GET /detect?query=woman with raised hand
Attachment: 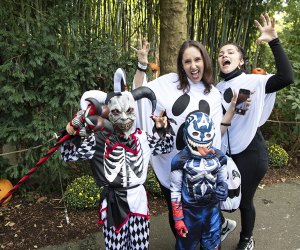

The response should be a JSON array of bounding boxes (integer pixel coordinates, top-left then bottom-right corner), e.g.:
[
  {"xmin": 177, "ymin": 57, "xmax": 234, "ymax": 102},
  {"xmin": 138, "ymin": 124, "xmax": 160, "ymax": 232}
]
[
  {"xmin": 132, "ymin": 39, "xmax": 233, "ymax": 238},
  {"xmin": 216, "ymin": 13, "xmax": 294, "ymax": 250}
]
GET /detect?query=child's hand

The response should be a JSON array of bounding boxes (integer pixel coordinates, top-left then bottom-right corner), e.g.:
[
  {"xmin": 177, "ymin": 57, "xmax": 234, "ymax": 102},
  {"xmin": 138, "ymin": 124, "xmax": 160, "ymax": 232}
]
[
  {"xmin": 215, "ymin": 183, "xmax": 228, "ymax": 201},
  {"xmin": 152, "ymin": 110, "xmax": 168, "ymax": 129},
  {"xmin": 66, "ymin": 122, "xmax": 76, "ymax": 135},
  {"xmin": 174, "ymin": 220, "xmax": 188, "ymax": 237}
]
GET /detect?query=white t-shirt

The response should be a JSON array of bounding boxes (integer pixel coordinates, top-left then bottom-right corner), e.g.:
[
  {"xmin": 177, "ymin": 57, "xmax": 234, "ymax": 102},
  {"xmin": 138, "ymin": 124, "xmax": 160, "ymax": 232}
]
[
  {"xmin": 217, "ymin": 73, "xmax": 276, "ymax": 154},
  {"xmin": 136, "ymin": 73, "xmax": 223, "ymax": 188}
]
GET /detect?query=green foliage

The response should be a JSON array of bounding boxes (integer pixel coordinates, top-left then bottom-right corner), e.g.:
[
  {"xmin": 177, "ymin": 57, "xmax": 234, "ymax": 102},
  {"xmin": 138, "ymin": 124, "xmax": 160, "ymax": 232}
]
[
  {"xmin": 0, "ymin": 157, "xmax": 10, "ymax": 179},
  {"xmin": 255, "ymin": 1, "xmax": 300, "ymax": 161},
  {"xmin": 0, "ymin": 1, "xmax": 136, "ymax": 194},
  {"xmin": 64, "ymin": 175, "xmax": 101, "ymax": 210},
  {"xmin": 268, "ymin": 144, "xmax": 289, "ymax": 168},
  {"xmin": 1, "ymin": 0, "xmax": 299, "ymax": 196},
  {"xmin": 0, "ymin": 148, "xmax": 70, "ymax": 194},
  {"xmin": 145, "ymin": 167, "xmax": 163, "ymax": 198},
  {"xmin": 261, "ymin": 1, "xmax": 300, "ymax": 160}
]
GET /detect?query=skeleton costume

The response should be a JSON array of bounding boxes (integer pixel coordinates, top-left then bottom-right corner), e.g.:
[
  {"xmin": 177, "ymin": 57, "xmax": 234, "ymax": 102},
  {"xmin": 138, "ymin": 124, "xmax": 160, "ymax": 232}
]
[
  {"xmin": 170, "ymin": 112, "xmax": 228, "ymax": 250},
  {"xmin": 61, "ymin": 71, "xmax": 174, "ymax": 250}
]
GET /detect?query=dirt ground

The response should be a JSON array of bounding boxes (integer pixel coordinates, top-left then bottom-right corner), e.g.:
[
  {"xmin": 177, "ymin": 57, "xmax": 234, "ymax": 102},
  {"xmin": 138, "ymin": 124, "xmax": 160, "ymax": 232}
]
[{"xmin": 1, "ymin": 165, "xmax": 299, "ymax": 250}]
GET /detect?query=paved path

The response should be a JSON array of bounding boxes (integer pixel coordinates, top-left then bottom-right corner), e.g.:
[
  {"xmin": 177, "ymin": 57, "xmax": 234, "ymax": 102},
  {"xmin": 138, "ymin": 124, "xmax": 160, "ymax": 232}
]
[{"xmin": 40, "ymin": 179, "xmax": 300, "ymax": 250}]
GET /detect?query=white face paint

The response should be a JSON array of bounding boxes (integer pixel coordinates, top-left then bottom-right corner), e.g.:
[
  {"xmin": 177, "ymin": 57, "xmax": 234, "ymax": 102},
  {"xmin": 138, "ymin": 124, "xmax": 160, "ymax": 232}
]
[{"xmin": 108, "ymin": 92, "xmax": 136, "ymax": 137}]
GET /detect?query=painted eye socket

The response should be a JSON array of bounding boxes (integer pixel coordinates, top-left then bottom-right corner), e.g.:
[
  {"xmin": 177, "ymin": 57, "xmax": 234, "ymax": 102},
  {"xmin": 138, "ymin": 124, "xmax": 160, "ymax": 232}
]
[
  {"xmin": 206, "ymin": 133, "xmax": 211, "ymax": 138},
  {"xmin": 111, "ymin": 109, "xmax": 120, "ymax": 115},
  {"xmin": 126, "ymin": 108, "xmax": 134, "ymax": 114},
  {"xmin": 192, "ymin": 132, "xmax": 199, "ymax": 136}
]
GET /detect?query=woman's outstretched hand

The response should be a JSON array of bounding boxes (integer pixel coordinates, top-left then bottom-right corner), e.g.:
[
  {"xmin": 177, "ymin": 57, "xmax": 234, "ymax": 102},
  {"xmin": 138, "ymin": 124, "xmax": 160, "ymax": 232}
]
[
  {"xmin": 255, "ymin": 13, "xmax": 278, "ymax": 44},
  {"xmin": 131, "ymin": 38, "xmax": 150, "ymax": 65}
]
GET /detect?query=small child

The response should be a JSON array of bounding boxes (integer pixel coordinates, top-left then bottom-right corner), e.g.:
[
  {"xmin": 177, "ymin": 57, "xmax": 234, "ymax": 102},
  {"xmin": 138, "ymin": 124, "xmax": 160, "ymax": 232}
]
[
  {"xmin": 61, "ymin": 86, "xmax": 174, "ymax": 250},
  {"xmin": 170, "ymin": 111, "xmax": 228, "ymax": 250}
]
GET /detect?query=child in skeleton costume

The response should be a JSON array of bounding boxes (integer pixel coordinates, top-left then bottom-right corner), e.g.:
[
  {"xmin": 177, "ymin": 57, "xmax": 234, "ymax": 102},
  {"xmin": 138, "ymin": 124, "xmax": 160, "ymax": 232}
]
[
  {"xmin": 61, "ymin": 84, "xmax": 174, "ymax": 250},
  {"xmin": 170, "ymin": 111, "xmax": 228, "ymax": 250}
]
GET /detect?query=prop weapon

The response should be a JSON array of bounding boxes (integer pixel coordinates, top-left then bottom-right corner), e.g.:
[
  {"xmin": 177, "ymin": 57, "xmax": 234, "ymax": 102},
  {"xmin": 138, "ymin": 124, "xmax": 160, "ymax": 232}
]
[
  {"xmin": 0, "ymin": 98, "xmax": 109, "ymax": 206},
  {"xmin": 0, "ymin": 132, "xmax": 71, "ymax": 206}
]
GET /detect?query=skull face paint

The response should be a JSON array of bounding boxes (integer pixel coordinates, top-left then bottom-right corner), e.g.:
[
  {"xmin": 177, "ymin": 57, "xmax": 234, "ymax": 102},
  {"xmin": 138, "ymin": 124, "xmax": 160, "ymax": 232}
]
[
  {"xmin": 183, "ymin": 112, "xmax": 215, "ymax": 158},
  {"xmin": 107, "ymin": 92, "xmax": 136, "ymax": 137}
]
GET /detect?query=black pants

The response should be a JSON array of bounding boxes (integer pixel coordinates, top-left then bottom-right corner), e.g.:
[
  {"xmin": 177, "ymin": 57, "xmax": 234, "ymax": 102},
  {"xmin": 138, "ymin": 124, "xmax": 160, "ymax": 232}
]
[
  {"xmin": 231, "ymin": 128, "xmax": 269, "ymax": 238},
  {"xmin": 157, "ymin": 180, "xmax": 177, "ymax": 238}
]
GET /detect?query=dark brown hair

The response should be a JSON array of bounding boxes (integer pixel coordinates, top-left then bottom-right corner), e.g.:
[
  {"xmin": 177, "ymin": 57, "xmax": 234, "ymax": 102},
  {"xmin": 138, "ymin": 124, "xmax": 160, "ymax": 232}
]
[
  {"xmin": 176, "ymin": 40, "xmax": 214, "ymax": 94},
  {"xmin": 219, "ymin": 42, "xmax": 249, "ymax": 72}
]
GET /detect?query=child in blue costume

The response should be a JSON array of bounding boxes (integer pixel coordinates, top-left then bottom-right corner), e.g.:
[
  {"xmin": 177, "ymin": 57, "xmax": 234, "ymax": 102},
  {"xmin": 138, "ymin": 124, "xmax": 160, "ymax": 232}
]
[{"xmin": 170, "ymin": 111, "xmax": 228, "ymax": 250}]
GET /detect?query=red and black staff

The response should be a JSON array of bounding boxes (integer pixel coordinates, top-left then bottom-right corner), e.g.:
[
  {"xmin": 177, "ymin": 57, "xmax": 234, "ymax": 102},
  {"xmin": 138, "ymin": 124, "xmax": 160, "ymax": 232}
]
[
  {"xmin": 0, "ymin": 133, "xmax": 71, "ymax": 206},
  {"xmin": 0, "ymin": 98, "xmax": 109, "ymax": 206}
]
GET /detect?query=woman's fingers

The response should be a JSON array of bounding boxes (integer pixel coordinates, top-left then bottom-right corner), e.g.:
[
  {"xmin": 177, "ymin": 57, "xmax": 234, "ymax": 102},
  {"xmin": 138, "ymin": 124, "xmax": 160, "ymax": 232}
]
[{"xmin": 130, "ymin": 46, "xmax": 137, "ymax": 52}]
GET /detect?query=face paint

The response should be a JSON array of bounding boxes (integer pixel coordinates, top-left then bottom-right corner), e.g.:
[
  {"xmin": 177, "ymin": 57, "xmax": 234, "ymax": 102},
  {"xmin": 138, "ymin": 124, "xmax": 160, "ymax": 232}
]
[{"xmin": 183, "ymin": 112, "xmax": 215, "ymax": 158}]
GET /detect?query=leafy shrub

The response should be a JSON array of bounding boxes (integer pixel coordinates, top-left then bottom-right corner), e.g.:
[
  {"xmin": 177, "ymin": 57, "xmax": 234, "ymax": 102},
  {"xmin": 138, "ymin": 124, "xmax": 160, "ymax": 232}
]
[
  {"xmin": 268, "ymin": 144, "xmax": 289, "ymax": 168},
  {"xmin": 145, "ymin": 167, "xmax": 163, "ymax": 198},
  {"xmin": 64, "ymin": 175, "xmax": 101, "ymax": 210}
]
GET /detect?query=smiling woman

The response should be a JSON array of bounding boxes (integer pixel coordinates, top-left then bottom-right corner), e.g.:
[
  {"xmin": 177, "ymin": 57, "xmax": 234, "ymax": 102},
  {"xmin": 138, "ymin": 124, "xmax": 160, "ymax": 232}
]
[
  {"xmin": 132, "ymin": 39, "xmax": 224, "ymax": 238},
  {"xmin": 216, "ymin": 13, "xmax": 294, "ymax": 250},
  {"xmin": 131, "ymin": 38, "xmax": 241, "ymax": 240},
  {"xmin": 181, "ymin": 46, "xmax": 205, "ymax": 83}
]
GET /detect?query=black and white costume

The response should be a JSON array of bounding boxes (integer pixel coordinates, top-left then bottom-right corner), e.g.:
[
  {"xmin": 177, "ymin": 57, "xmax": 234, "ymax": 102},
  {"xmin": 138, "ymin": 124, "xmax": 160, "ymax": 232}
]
[
  {"xmin": 61, "ymin": 85, "xmax": 174, "ymax": 250},
  {"xmin": 134, "ymin": 74, "xmax": 223, "ymax": 235},
  {"xmin": 217, "ymin": 38, "xmax": 294, "ymax": 239},
  {"xmin": 61, "ymin": 128, "xmax": 173, "ymax": 249},
  {"xmin": 136, "ymin": 74, "xmax": 223, "ymax": 187}
]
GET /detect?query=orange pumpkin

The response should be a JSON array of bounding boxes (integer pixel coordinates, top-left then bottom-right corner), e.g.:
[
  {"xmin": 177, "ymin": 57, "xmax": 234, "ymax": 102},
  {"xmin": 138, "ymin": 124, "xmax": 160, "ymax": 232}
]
[
  {"xmin": 0, "ymin": 179, "xmax": 13, "ymax": 204},
  {"xmin": 149, "ymin": 62, "xmax": 159, "ymax": 73},
  {"xmin": 252, "ymin": 67, "xmax": 265, "ymax": 75}
]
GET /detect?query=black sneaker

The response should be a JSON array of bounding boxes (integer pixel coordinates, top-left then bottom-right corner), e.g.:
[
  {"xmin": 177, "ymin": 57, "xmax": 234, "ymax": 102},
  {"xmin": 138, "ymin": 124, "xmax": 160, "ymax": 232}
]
[{"xmin": 236, "ymin": 236, "xmax": 254, "ymax": 250}]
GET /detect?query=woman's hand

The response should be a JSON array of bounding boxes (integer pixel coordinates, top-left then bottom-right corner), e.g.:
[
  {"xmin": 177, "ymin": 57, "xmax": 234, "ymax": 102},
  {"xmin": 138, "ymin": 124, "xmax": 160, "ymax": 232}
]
[
  {"xmin": 131, "ymin": 38, "xmax": 150, "ymax": 65},
  {"xmin": 228, "ymin": 90, "xmax": 252, "ymax": 113},
  {"xmin": 227, "ymin": 90, "xmax": 238, "ymax": 113},
  {"xmin": 255, "ymin": 13, "xmax": 278, "ymax": 44}
]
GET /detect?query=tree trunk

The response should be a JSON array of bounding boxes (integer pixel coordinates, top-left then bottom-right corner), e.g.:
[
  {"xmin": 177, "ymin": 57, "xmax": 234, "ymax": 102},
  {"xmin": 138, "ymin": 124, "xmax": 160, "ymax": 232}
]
[{"xmin": 159, "ymin": 0, "xmax": 187, "ymax": 74}]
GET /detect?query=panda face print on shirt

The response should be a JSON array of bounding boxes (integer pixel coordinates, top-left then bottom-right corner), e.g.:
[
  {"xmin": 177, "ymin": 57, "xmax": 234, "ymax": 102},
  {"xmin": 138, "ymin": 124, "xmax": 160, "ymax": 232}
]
[
  {"xmin": 223, "ymin": 88, "xmax": 234, "ymax": 103},
  {"xmin": 172, "ymin": 93, "xmax": 211, "ymax": 150}
]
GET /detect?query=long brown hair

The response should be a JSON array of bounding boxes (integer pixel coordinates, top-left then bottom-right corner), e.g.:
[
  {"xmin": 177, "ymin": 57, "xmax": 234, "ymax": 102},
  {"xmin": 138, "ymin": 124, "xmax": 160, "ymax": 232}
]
[{"xmin": 176, "ymin": 40, "xmax": 214, "ymax": 94}]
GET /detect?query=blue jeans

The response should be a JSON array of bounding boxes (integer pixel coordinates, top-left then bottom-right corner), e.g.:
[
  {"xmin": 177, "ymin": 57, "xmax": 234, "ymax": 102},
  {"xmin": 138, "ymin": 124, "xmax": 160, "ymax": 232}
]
[{"xmin": 176, "ymin": 202, "xmax": 221, "ymax": 250}]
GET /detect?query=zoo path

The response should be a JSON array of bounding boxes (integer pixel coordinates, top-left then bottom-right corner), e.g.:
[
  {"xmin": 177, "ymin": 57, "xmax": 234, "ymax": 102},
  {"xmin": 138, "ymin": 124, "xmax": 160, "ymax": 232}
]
[{"xmin": 39, "ymin": 179, "xmax": 300, "ymax": 250}]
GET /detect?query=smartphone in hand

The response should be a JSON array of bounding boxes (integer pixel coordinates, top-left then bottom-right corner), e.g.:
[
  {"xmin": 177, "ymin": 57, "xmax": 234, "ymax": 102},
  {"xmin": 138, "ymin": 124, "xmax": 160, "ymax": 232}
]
[{"xmin": 235, "ymin": 89, "xmax": 250, "ymax": 115}]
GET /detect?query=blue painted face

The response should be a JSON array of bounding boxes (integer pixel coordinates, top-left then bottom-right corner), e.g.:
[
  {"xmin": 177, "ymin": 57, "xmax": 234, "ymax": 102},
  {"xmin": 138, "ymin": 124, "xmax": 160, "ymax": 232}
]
[{"xmin": 183, "ymin": 112, "xmax": 215, "ymax": 158}]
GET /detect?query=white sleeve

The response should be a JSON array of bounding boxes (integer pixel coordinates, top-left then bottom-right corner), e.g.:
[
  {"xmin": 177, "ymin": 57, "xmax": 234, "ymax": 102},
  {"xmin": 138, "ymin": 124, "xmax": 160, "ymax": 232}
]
[
  {"xmin": 80, "ymin": 90, "xmax": 107, "ymax": 110},
  {"xmin": 259, "ymin": 92, "xmax": 276, "ymax": 126}
]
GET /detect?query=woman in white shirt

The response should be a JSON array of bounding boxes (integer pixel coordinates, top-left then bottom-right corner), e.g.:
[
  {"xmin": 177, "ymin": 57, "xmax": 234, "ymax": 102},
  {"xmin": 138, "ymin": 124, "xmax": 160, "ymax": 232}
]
[{"xmin": 216, "ymin": 14, "xmax": 294, "ymax": 250}]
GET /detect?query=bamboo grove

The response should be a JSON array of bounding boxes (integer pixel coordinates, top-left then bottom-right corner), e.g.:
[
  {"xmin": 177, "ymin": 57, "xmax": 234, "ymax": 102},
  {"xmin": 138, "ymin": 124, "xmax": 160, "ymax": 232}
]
[{"xmin": 1, "ymin": 0, "xmax": 299, "ymax": 193}]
